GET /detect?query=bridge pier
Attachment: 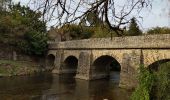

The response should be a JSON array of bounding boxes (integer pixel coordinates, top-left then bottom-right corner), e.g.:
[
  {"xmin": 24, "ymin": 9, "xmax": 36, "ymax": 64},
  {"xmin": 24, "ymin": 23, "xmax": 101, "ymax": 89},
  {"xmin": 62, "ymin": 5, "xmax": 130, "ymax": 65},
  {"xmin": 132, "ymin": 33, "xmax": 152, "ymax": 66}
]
[
  {"xmin": 52, "ymin": 50, "xmax": 64, "ymax": 74},
  {"xmin": 119, "ymin": 50, "xmax": 141, "ymax": 89},
  {"xmin": 75, "ymin": 52, "xmax": 91, "ymax": 80}
]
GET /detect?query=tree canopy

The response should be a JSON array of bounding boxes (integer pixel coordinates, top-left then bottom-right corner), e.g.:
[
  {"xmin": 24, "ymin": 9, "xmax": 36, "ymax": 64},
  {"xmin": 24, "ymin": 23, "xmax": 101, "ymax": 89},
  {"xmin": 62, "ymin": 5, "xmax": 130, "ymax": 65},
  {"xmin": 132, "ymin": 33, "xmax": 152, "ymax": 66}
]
[
  {"xmin": 126, "ymin": 17, "xmax": 142, "ymax": 36},
  {"xmin": 0, "ymin": 3, "xmax": 47, "ymax": 56}
]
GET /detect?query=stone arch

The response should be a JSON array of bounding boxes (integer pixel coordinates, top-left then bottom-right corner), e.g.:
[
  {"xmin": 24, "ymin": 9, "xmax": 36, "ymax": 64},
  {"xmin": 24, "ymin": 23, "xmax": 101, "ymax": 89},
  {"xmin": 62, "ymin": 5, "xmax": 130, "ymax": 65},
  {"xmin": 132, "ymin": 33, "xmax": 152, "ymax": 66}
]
[
  {"xmin": 63, "ymin": 50, "xmax": 80, "ymax": 61},
  {"xmin": 62, "ymin": 55, "xmax": 78, "ymax": 74},
  {"xmin": 91, "ymin": 55, "xmax": 121, "ymax": 80},
  {"xmin": 143, "ymin": 50, "xmax": 170, "ymax": 67},
  {"xmin": 46, "ymin": 54, "xmax": 55, "ymax": 70},
  {"xmin": 92, "ymin": 51, "xmax": 123, "ymax": 68},
  {"xmin": 148, "ymin": 59, "xmax": 170, "ymax": 71}
]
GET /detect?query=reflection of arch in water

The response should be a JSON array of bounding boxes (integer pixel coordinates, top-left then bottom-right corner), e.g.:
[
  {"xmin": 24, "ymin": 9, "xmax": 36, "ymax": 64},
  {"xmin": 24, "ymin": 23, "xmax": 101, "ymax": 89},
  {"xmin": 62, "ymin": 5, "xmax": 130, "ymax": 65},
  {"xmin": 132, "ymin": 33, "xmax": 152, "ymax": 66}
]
[
  {"xmin": 148, "ymin": 59, "xmax": 170, "ymax": 71},
  {"xmin": 46, "ymin": 54, "xmax": 55, "ymax": 70},
  {"xmin": 62, "ymin": 56, "xmax": 78, "ymax": 74},
  {"xmin": 91, "ymin": 55, "xmax": 121, "ymax": 80}
]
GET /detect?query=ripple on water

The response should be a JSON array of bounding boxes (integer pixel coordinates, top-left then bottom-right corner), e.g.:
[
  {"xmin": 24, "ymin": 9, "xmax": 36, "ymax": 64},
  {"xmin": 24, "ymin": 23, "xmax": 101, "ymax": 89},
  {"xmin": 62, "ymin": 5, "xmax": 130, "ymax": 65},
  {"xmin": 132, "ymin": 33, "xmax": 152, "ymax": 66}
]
[{"xmin": 0, "ymin": 72, "xmax": 132, "ymax": 100}]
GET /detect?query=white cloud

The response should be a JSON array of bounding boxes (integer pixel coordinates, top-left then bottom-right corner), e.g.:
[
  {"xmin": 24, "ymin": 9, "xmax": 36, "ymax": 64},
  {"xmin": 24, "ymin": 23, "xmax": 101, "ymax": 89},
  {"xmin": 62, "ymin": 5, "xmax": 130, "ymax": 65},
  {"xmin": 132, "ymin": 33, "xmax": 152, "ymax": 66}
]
[{"xmin": 12, "ymin": 0, "xmax": 20, "ymax": 3}]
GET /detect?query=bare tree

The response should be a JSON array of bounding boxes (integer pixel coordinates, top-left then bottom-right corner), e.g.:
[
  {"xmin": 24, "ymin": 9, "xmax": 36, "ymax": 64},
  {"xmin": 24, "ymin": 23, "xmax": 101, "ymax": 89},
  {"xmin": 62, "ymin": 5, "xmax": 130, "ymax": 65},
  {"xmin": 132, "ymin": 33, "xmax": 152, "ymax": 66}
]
[{"xmin": 29, "ymin": 0, "xmax": 153, "ymax": 36}]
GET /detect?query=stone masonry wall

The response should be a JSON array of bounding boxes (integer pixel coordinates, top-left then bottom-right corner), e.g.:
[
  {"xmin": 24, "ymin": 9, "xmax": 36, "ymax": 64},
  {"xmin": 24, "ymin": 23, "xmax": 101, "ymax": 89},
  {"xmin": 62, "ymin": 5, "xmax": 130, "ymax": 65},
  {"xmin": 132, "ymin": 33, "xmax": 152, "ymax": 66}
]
[
  {"xmin": 0, "ymin": 44, "xmax": 45, "ymax": 67},
  {"xmin": 48, "ymin": 34, "xmax": 170, "ymax": 49}
]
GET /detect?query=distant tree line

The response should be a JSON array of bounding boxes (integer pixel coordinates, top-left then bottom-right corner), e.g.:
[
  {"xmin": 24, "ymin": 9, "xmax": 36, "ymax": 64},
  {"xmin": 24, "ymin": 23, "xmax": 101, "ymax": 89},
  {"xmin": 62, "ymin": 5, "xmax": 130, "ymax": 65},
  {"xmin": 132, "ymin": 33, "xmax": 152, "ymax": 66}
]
[
  {"xmin": 48, "ymin": 17, "xmax": 143, "ymax": 41},
  {"xmin": 147, "ymin": 27, "xmax": 170, "ymax": 35},
  {"xmin": 48, "ymin": 17, "xmax": 170, "ymax": 41}
]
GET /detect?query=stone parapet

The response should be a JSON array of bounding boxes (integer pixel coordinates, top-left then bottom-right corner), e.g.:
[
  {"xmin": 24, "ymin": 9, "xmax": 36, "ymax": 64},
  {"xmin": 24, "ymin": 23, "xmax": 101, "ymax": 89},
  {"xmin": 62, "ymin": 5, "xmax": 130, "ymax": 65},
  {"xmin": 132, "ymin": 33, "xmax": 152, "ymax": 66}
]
[{"xmin": 48, "ymin": 34, "xmax": 170, "ymax": 49}]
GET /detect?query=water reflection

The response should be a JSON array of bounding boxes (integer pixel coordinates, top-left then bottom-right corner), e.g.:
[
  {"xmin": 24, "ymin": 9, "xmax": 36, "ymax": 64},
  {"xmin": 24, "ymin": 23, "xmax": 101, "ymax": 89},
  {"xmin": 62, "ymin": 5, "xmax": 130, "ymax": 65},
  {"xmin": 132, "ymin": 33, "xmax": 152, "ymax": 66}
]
[{"xmin": 0, "ymin": 72, "xmax": 132, "ymax": 100}]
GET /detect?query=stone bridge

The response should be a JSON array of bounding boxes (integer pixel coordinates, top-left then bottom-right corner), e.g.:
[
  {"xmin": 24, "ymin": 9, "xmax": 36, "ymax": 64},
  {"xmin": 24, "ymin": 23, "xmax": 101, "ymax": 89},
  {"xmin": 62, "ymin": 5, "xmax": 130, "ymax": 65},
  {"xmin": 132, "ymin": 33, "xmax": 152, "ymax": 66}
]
[{"xmin": 47, "ymin": 34, "xmax": 170, "ymax": 89}]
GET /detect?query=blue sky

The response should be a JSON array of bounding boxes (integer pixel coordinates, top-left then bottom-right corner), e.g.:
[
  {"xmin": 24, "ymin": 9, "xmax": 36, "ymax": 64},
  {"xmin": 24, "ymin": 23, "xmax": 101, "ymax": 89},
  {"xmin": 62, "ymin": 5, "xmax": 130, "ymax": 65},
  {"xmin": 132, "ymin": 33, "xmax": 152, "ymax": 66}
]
[{"xmin": 12, "ymin": 0, "xmax": 170, "ymax": 30}]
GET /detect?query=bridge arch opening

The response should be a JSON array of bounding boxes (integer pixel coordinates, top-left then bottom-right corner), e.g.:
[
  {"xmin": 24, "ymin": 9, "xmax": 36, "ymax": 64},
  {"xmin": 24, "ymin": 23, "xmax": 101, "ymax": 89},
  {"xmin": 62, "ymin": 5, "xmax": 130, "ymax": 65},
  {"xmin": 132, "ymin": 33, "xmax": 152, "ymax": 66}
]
[
  {"xmin": 92, "ymin": 55, "xmax": 121, "ymax": 83},
  {"xmin": 46, "ymin": 54, "xmax": 55, "ymax": 70},
  {"xmin": 63, "ymin": 56, "xmax": 78, "ymax": 75},
  {"xmin": 148, "ymin": 59, "xmax": 170, "ymax": 72}
]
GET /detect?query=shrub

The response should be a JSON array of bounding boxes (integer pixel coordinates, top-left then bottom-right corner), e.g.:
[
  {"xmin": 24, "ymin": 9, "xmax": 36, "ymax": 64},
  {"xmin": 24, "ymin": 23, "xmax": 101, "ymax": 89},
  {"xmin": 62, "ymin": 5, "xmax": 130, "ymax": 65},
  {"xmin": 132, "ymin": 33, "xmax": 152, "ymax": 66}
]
[
  {"xmin": 131, "ymin": 65, "xmax": 155, "ymax": 100},
  {"xmin": 153, "ymin": 62, "xmax": 170, "ymax": 100},
  {"xmin": 131, "ymin": 62, "xmax": 170, "ymax": 100}
]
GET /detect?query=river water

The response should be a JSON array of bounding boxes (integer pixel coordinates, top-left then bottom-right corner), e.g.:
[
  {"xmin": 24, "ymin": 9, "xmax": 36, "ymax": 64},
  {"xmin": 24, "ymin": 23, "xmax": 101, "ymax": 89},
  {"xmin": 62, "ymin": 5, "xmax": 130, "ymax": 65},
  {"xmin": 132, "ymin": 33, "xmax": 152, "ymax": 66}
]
[{"xmin": 0, "ymin": 72, "xmax": 132, "ymax": 100}]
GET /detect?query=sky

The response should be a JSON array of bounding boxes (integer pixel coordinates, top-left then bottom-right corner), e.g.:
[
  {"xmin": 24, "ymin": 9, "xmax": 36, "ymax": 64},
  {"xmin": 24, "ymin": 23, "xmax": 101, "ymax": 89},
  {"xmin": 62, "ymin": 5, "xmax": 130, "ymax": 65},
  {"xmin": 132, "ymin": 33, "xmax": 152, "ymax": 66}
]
[
  {"xmin": 12, "ymin": 0, "xmax": 170, "ymax": 31},
  {"xmin": 139, "ymin": 0, "xmax": 170, "ymax": 30}
]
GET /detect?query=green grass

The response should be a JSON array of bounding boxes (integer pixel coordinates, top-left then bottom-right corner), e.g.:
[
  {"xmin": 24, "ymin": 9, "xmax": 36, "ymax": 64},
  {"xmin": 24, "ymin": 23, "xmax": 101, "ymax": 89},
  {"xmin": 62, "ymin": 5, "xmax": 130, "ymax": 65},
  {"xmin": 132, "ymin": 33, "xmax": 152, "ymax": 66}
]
[{"xmin": 0, "ymin": 60, "xmax": 43, "ymax": 76}]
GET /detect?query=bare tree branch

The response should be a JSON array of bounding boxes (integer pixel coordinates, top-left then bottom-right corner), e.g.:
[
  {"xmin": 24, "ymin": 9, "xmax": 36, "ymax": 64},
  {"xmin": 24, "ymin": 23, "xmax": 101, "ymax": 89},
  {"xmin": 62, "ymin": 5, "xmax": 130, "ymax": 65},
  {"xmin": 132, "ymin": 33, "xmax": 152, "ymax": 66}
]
[{"xmin": 29, "ymin": 0, "xmax": 152, "ymax": 36}]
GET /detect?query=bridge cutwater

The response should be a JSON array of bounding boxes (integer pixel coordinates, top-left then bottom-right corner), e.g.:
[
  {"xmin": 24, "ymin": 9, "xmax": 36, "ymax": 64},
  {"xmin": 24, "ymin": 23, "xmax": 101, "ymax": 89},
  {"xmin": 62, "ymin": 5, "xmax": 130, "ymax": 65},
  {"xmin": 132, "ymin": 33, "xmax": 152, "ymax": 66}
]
[{"xmin": 47, "ymin": 34, "xmax": 170, "ymax": 89}]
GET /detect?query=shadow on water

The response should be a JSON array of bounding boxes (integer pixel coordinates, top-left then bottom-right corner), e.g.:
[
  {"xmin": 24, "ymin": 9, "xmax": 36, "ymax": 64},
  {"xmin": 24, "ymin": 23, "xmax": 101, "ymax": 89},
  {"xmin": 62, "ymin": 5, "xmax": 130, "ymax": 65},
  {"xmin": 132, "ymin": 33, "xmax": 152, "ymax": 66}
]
[{"xmin": 0, "ymin": 72, "xmax": 132, "ymax": 100}]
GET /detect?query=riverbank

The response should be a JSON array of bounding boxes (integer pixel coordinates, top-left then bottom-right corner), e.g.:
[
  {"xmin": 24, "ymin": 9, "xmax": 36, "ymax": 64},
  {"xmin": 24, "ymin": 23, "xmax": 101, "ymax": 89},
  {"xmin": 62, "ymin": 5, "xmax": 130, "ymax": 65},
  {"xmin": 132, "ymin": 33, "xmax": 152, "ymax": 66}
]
[{"xmin": 0, "ymin": 60, "xmax": 46, "ymax": 77}]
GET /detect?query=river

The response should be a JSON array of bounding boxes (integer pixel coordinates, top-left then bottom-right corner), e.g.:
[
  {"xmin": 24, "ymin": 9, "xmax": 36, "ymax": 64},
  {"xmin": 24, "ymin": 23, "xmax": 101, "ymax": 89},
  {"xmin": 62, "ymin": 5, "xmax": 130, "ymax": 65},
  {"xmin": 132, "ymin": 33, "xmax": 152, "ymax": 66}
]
[{"xmin": 0, "ymin": 72, "xmax": 132, "ymax": 100}]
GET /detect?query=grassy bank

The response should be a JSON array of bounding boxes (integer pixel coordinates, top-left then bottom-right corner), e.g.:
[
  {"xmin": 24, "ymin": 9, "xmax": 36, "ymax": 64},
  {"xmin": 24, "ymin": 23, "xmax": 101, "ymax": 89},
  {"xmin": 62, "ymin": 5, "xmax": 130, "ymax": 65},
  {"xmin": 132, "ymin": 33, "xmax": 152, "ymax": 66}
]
[{"xmin": 0, "ymin": 60, "xmax": 45, "ymax": 77}]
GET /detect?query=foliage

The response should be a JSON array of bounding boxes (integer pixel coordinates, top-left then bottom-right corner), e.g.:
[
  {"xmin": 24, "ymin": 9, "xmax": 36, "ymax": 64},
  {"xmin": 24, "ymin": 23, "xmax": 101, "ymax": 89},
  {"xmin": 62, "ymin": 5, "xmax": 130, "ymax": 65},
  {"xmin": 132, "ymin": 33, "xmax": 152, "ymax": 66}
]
[
  {"xmin": 55, "ymin": 24, "xmax": 94, "ymax": 40},
  {"xmin": 79, "ymin": 11, "xmax": 118, "ymax": 38},
  {"xmin": 51, "ymin": 13, "xmax": 132, "ymax": 40},
  {"xmin": 17, "ymin": 31, "xmax": 47, "ymax": 55},
  {"xmin": 153, "ymin": 62, "xmax": 170, "ymax": 100},
  {"xmin": 126, "ymin": 17, "xmax": 143, "ymax": 36},
  {"xmin": 147, "ymin": 27, "xmax": 170, "ymax": 35},
  {"xmin": 0, "ymin": 3, "xmax": 47, "ymax": 55},
  {"xmin": 91, "ymin": 25, "xmax": 118, "ymax": 38},
  {"xmin": 61, "ymin": 24, "xmax": 82, "ymax": 40},
  {"xmin": 131, "ymin": 62, "xmax": 170, "ymax": 100},
  {"xmin": 54, "ymin": 23, "xmax": 118, "ymax": 40},
  {"xmin": 91, "ymin": 26, "xmax": 109, "ymax": 38},
  {"xmin": 81, "ymin": 26, "xmax": 94, "ymax": 39},
  {"xmin": 131, "ymin": 65, "xmax": 155, "ymax": 100}
]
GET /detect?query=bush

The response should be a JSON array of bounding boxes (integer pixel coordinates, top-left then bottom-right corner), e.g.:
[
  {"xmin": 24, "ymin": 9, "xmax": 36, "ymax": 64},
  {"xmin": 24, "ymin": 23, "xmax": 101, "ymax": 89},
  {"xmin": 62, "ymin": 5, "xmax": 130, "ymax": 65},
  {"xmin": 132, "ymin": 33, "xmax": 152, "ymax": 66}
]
[
  {"xmin": 54, "ymin": 23, "xmax": 118, "ymax": 40},
  {"xmin": 153, "ymin": 62, "xmax": 170, "ymax": 100},
  {"xmin": 55, "ymin": 24, "xmax": 95, "ymax": 40},
  {"xmin": 131, "ymin": 65, "xmax": 155, "ymax": 100},
  {"xmin": 131, "ymin": 63, "xmax": 170, "ymax": 100}
]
